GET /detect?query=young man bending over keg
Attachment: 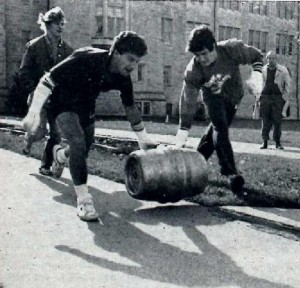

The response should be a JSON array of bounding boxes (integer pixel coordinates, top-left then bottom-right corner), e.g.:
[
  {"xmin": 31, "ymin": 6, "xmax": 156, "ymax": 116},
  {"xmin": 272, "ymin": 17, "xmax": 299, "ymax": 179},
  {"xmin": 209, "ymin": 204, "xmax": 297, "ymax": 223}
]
[
  {"xmin": 174, "ymin": 25, "xmax": 264, "ymax": 193},
  {"xmin": 23, "ymin": 31, "xmax": 156, "ymax": 221}
]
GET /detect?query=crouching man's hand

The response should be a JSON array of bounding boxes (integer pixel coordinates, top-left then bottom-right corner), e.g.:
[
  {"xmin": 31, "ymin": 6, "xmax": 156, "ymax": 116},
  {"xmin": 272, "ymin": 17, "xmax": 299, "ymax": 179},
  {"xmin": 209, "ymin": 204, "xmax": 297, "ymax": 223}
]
[
  {"xmin": 135, "ymin": 128, "xmax": 158, "ymax": 150},
  {"xmin": 174, "ymin": 129, "xmax": 189, "ymax": 148},
  {"xmin": 22, "ymin": 110, "xmax": 41, "ymax": 135}
]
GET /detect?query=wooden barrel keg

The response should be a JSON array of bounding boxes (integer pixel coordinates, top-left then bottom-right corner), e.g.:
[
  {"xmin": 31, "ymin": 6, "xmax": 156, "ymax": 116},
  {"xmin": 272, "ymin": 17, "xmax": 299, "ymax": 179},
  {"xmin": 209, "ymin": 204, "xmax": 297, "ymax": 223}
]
[{"xmin": 124, "ymin": 147, "xmax": 208, "ymax": 203}]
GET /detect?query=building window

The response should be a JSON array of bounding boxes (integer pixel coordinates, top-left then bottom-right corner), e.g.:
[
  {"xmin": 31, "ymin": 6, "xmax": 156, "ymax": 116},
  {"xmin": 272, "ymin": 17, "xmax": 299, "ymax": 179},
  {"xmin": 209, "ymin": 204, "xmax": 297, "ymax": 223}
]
[
  {"xmin": 219, "ymin": 0, "xmax": 240, "ymax": 11},
  {"xmin": 161, "ymin": 18, "xmax": 173, "ymax": 44},
  {"xmin": 163, "ymin": 65, "xmax": 172, "ymax": 86},
  {"xmin": 186, "ymin": 21, "xmax": 209, "ymax": 41},
  {"xmin": 249, "ymin": 1, "xmax": 268, "ymax": 16},
  {"xmin": 137, "ymin": 63, "xmax": 146, "ymax": 82},
  {"xmin": 248, "ymin": 30, "xmax": 268, "ymax": 53},
  {"xmin": 95, "ymin": 15, "xmax": 104, "ymax": 37},
  {"xmin": 188, "ymin": 0, "xmax": 204, "ymax": 4},
  {"xmin": 136, "ymin": 101, "xmax": 151, "ymax": 116},
  {"xmin": 288, "ymin": 35, "xmax": 294, "ymax": 56},
  {"xmin": 276, "ymin": 33, "xmax": 294, "ymax": 56},
  {"xmin": 276, "ymin": 1, "xmax": 294, "ymax": 20},
  {"xmin": 95, "ymin": 0, "xmax": 125, "ymax": 39},
  {"xmin": 219, "ymin": 26, "xmax": 241, "ymax": 41}
]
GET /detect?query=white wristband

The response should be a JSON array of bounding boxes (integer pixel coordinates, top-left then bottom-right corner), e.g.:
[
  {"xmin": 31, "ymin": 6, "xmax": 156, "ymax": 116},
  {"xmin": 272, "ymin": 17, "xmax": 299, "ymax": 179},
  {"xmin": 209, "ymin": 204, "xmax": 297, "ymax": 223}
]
[
  {"xmin": 135, "ymin": 128, "xmax": 150, "ymax": 143},
  {"xmin": 175, "ymin": 129, "xmax": 189, "ymax": 148}
]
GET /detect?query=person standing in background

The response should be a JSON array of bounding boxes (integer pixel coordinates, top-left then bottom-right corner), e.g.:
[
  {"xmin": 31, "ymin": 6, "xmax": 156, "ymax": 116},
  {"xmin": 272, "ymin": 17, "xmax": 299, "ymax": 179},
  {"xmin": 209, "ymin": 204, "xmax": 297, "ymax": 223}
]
[
  {"xmin": 19, "ymin": 6, "xmax": 73, "ymax": 175},
  {"xmin": 259, "ymin": 51, "xmax": 291, "ymax": 150}
]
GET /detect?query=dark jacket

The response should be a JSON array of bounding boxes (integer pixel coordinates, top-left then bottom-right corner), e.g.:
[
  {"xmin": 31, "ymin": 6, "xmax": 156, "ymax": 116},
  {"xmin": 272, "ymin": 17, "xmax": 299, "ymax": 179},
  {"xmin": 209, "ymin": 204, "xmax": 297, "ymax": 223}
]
[
  {"xmin": 19, "ymin": 34, "xmax": 73, "ymax": 94},
  {"xmin": 45, "ymin": 47, "xmax": 135, "ymax": 124}
]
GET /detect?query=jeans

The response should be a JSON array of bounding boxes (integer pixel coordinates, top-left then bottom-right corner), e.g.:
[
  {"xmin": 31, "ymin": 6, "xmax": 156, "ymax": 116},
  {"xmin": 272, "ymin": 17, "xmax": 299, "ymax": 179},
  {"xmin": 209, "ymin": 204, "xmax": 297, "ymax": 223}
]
[
  {"xmin": 56, "ymin": 112, "xmax": 95, "ymax": 186},
  {"xmin": 197, "ymin": 93, "xmax": 238, "ymax": 176}
]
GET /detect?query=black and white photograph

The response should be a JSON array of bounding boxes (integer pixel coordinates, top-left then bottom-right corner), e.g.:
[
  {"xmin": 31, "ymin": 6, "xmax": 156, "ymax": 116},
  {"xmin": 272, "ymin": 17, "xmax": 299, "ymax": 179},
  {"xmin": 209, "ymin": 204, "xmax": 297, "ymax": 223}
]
[{"xmin": 0, "ymin": 0, "xmax": 300, "ymax": 287}]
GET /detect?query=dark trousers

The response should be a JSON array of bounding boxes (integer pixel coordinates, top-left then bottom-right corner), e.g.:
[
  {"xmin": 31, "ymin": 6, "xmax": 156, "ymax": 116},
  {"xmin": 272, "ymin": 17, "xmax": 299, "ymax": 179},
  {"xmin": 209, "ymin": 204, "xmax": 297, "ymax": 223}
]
[
  {"xmin": 197, "ymin": 94, "xmax": 237, "ymax": 176},
  {"xmin": 40, "ymin": 109, "xmax": 61, "ymax": 170},
  {"xmin": 56, "ymin": 112, "xmax": 95, "ymax": 186},
  {"xmin": 260, "ymin": 95, "xmax": 284, "ymax": 143}
]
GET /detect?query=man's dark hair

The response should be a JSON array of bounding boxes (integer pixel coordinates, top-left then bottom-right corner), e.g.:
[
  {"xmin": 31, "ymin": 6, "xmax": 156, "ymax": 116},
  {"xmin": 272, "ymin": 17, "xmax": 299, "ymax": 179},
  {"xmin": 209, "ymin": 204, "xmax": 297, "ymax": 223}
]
[
  {"xmin": 186, "ymin": 25, "xmax": 216, "ymax": 53},
  {"xmin": 110, "ymin": 31, "xmax": 147, "ymax": 57}
]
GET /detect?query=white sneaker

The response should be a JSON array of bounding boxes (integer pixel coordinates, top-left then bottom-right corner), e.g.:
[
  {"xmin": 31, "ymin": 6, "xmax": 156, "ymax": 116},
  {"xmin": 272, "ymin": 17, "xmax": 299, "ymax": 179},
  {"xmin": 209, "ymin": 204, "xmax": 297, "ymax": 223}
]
[
  {"xmin": 77, "ymin": 195, "xmax": 99, "ymax": 221},
  {"xmin": 52, "ymin": 145, "xmax": 65, "ymax": 178}
]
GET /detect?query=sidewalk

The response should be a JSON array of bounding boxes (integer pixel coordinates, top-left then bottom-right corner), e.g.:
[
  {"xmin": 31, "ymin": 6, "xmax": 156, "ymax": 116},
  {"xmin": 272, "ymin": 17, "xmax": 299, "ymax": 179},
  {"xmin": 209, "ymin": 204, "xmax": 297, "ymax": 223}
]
[{"xmin": 1, "ymin": 149, "xmax": 299, "ymax": 288}]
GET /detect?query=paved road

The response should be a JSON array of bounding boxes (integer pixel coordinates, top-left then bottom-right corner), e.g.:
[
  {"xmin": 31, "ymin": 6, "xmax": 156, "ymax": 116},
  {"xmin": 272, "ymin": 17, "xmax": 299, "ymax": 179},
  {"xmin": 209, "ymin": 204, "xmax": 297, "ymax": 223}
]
[{"xmin": 1, "ymin": 149, "xmax": 300, "ymax": 288}]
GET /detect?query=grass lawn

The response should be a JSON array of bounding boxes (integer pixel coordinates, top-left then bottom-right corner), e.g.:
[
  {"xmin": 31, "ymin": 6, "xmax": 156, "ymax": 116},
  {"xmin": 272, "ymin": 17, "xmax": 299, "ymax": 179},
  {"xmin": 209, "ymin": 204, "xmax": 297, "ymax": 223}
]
[{"xmin": 0, "ymin": 120, "xmax": 299, "ymax": 208}]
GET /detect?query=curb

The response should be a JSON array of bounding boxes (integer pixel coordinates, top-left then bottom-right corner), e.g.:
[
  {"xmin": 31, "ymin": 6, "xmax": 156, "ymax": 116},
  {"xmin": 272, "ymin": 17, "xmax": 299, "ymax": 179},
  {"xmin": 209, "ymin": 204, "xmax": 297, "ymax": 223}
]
[{"xmin": 218, "ymin": 206, "xmax": 300, "ymax": 234}]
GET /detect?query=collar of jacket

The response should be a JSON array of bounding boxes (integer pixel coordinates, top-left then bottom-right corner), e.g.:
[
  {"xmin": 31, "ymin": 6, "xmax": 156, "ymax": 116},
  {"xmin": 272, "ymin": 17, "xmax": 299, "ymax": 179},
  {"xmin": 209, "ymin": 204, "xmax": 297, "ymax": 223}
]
[
  {"xmin": 44, "ymin": 34, "xmax": 63, "ymax": 46},
  {"xmin": 266, "ymin": 63, "xmax": 285, "ymax": 72}
]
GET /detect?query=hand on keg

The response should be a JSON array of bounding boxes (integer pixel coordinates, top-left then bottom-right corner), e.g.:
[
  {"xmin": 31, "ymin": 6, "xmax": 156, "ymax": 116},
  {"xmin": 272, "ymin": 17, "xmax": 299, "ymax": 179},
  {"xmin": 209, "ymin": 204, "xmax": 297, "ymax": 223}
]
[
  {"xmin": 175, "ymin": 129, "xmax": 189, "ymax": 148},
  {"xmin": 22, "ymin": 110, "xmax": 41, "ymax": 135},
  {"xmin": 135, "ymin": 128, "xmax": 158, "ymax": 150}
]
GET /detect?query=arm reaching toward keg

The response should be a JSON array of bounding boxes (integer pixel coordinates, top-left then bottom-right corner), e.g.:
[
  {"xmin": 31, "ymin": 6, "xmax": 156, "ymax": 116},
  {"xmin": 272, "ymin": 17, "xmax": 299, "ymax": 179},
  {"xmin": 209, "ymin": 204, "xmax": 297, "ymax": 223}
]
[
  {"xmin": 124, "ymin": 105, "xmax": 158, "ymax": 150},
  {"xmin": 174, "ymin": 77, "xmax": 199, "ymax": 148}
]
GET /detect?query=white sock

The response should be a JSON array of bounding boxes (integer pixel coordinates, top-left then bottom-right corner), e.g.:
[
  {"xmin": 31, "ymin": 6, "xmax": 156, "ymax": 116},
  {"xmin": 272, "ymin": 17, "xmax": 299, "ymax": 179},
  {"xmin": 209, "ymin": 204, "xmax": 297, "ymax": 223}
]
[
  {"xmin": 74, "ymin": 184, "xmax": 90, "ymax": 199},
  {"xmin": 57, "ymin": 148, "xmax": 68, "ymax": 164}
]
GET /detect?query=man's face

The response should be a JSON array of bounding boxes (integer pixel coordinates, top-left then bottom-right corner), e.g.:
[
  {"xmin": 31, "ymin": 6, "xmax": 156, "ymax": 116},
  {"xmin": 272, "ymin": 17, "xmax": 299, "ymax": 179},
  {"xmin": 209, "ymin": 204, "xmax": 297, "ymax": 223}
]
[
  {"xmin": 193, "ymin": 46, "xmax": 217, "ymax": 67},
  {"xmin": 47, "ymin": 20, "xmax": 65, "ymax": 38},
  {"xmin": 266, "ymin": 53, "xmax": 277, "ymax": 68},
  {"xmin": 112, "ymin": 51, "xmax": 141, "ymax": 76}
]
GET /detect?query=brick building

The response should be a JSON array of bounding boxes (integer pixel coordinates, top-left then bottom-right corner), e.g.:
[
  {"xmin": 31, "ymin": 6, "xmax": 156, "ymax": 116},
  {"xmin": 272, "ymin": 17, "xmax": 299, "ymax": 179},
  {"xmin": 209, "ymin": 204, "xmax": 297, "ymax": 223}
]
[{"xmin": 1, "ymin": 0, "xmax": 300, "ymax": 119}]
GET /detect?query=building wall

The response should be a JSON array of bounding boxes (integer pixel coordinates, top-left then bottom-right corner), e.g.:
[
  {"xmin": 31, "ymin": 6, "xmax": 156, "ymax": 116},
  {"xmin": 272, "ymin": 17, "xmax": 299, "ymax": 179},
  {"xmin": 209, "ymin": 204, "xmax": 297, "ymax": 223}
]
[
  {"xmin": 5, "ymin": 0, "xmax": 47, "ymax": 86},
  {"xmin": 0, "ymin": 0, "xmax": 47, "ymax": 111},
  {"xmin": 1, "ymin": 0, "xmax": 300, "ymax": 119},
  {"xmin": 0, "ymin": 1, "xmax": 7, "ymax": 111}
]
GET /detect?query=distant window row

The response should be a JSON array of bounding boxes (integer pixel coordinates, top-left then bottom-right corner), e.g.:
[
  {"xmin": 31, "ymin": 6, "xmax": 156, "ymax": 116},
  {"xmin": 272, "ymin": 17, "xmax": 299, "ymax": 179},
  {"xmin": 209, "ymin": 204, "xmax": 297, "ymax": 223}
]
[{"xmin": 218, "ymin": 0, "xmax": 295, "ymax": 19}]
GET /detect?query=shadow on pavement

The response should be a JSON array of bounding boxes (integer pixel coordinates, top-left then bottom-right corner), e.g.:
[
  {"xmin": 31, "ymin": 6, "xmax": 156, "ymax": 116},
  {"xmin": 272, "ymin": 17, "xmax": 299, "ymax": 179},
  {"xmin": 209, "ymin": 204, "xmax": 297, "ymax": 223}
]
[
  {"xmin": 30, "ymin": 174, "xmax": 291, "ymax": 288},
  {"xmin": 31, "ymin": 173, "xmax": 293, "ymax": 287}
]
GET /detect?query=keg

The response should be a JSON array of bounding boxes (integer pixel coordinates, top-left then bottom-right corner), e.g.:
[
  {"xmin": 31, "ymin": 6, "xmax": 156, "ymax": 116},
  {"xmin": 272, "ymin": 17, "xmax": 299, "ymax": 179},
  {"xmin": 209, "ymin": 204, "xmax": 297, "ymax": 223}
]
[{"xmin": 124, "ymin": 147, "xmax": 208, "ymax": 203}]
